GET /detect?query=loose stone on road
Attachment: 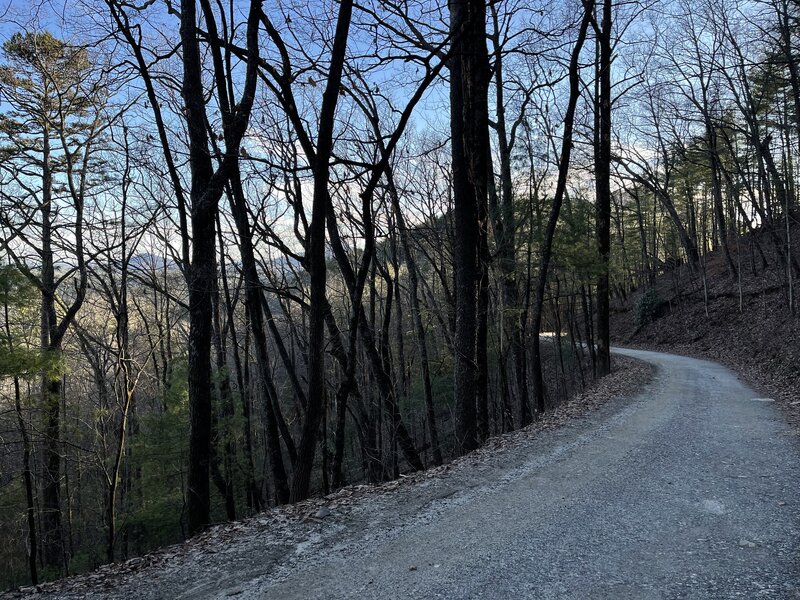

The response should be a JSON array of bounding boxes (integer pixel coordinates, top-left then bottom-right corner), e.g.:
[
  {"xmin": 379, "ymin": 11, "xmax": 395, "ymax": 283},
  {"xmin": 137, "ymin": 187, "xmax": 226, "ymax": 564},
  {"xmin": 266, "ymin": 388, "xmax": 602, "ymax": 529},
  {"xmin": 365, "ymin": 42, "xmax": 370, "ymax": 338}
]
[
  {"xmin": 27, "ymin": 349, "xmax": 800, "ymax": 599},
  {"xmin": 250, "ymin": 349, "xmax": 800, "ymax": 599}
]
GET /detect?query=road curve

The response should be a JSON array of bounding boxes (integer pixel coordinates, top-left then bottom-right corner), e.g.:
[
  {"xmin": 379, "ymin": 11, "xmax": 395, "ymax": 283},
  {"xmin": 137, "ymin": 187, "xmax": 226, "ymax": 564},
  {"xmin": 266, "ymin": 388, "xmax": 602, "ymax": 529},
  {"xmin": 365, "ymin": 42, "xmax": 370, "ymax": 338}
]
[
  {"xmin": 255, "ymin": 349, "xmax": 800, "ymax": 600},
  {"xmin": 40, "ymin": 349, "xmax": 800, "ymax": 599}
]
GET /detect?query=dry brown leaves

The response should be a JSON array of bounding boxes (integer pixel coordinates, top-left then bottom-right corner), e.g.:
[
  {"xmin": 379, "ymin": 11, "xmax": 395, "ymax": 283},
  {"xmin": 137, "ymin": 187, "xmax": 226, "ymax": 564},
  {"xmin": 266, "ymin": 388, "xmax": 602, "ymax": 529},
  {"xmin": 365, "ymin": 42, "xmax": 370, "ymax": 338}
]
[{"xmin": 4, "ymin": 357, "xmax": 653, "ymax": 599}]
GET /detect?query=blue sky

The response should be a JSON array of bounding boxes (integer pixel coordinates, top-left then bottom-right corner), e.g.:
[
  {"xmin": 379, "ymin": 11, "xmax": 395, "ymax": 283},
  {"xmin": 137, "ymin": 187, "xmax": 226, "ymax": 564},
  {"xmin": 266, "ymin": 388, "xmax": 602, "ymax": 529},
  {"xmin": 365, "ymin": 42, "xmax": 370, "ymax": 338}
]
[{"xmin": 0, "ymin": 0, "xmax": 69, "ymax": 41}]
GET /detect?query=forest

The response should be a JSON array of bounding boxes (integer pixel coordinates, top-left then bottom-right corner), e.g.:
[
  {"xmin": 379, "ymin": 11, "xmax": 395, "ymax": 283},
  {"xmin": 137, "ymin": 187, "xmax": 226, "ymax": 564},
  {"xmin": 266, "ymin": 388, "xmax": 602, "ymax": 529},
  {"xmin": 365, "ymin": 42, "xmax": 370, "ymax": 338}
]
[{"xmin": 0, "ymin": 0, "xmax": 797, "ymax": 589}]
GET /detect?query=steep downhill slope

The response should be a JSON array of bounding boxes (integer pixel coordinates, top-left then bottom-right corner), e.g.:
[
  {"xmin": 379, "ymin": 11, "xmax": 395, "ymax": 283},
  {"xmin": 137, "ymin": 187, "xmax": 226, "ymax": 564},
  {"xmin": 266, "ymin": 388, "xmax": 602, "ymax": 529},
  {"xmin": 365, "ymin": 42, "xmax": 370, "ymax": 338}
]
[
  {"xmin": 6, "ymin": 350, "xmax": 800, "ymax": 599},
  {"xmin": 612, "ymin": 220, "xmax": 800, "ymax": 425}
]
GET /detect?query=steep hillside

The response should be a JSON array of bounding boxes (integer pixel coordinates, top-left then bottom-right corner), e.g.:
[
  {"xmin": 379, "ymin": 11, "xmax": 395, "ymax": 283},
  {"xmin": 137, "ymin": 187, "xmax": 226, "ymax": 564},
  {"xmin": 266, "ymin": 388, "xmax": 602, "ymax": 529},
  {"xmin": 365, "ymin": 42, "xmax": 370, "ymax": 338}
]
[{"xmin": 611, "ymin": 219, "xmax": 800, "ymax": 426}]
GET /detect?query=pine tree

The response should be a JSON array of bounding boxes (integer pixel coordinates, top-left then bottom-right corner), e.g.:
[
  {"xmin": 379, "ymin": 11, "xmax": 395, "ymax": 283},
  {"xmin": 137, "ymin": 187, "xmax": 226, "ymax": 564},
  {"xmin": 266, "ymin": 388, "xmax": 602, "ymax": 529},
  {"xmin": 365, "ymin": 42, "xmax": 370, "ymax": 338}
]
[{"xmin": 0, "ymin": 31, "xmax": 103, "ymax": 570}]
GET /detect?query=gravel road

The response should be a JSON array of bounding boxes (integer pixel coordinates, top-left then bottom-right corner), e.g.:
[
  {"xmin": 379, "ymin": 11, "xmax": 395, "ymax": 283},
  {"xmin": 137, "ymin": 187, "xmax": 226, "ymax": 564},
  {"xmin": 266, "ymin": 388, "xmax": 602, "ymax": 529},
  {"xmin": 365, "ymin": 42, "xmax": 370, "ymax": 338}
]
[{"xmin": 28, "ymin": 349, "xmax": 800, "ymax": 599}]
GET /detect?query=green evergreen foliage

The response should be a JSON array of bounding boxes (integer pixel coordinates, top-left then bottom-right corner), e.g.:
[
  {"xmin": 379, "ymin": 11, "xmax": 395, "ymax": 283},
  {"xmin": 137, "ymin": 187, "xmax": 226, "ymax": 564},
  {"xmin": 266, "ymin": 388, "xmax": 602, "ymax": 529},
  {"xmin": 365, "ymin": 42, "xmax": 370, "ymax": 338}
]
[
  {"xmin": 127, "ymin": 359, "xmax": 190, "ymax": 550},
  {"xmin": 634, "ymin": 288, "xmax": 661, "ymax": 329},
  {"xmin": 2, "ymin": 0, "xmax": 800, "ymax": 591},
  {"xmin": 0, "ymin": 266, "xmax": 55, "ymax": 379},
  {"xmin": 0, "ymin": 31, "xmax": 93, "ymax": 127}
]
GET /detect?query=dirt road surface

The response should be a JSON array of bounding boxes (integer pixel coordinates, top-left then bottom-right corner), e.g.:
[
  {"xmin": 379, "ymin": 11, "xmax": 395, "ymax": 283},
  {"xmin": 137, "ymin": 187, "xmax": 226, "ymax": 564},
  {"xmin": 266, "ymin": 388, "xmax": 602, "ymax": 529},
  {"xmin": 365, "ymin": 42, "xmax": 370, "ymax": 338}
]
[{"xmin": 25, "ymin": 349, "xmax": 800, "ymax": 599}]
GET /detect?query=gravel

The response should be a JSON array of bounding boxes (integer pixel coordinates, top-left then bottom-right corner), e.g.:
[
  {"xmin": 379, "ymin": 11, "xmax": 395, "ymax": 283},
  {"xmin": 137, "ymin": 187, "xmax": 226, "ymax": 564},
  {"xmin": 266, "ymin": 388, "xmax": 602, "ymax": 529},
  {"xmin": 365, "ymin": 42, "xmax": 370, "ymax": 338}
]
[{"xmin": 13, "ymin": 349, "xmax": 800, "ymax": 599}]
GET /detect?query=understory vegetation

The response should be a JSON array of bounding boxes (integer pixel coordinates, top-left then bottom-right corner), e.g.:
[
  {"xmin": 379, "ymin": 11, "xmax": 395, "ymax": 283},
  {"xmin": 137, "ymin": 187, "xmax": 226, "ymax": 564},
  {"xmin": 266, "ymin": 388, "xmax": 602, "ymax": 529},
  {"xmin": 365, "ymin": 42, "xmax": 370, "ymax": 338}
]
[{"xmin": 0, "ymin": 0, "xmax": 798, "ymax": 589}]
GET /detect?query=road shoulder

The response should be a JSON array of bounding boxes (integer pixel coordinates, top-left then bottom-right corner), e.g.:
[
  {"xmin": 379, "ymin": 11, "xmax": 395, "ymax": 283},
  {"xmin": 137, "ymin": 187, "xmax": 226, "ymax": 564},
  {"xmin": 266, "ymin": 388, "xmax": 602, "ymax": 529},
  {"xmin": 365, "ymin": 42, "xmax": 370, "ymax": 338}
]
[{"xmin": 6, "ymin": 355, "xmax": 653, "ymax": 600}]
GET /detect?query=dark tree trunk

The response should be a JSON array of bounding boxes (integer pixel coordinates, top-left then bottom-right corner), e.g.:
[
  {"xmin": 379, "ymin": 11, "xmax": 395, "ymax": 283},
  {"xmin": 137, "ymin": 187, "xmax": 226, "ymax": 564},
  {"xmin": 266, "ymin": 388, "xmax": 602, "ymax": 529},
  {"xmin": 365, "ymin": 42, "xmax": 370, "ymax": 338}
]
[
  {"xmin": 219, "ymin": 242, "xmax": 260, "ymax": 511},
  {"xmin": 708, "ymin": 125, "xmax": 738, "ymax": 279},
  {"xmin": 594, "ymin": 0, "xmax": 613, "ymax": 377},
  {"xmin": 449, "ymin": 0, "xmax": 491, "ymax": 453},
  {"xmin": 530, "ymin": 6, "xmax": 592, "ymax": 412},
  {"xmin": 388, "ymin": 170, "xmax": 443, "ymax": 466},
  {"xmin": 240, "ymin": 321, "xmax": 262, "ymax": 510},
  {"xmin": 39, "ymin": 126, "xmax": 64, "ymax": 569},
  {"xmin": 15, "ymin": 377, "xmax": 38, "ymax": 583},
  {"xmin": 185, "ymin": 204, "xmax": 216, "ymax": 534},
  {"xmin": 779, "ymin": 0, "xmax": 800, "ymax": 165},
  {"xmin": 631, "ymin": 189, "xmax": 653, "ymax": 285},
  {"xmin": 6, "ymin": 279, "xmax": 38, "ymax": 582},
  {"xmin": 182, "ymin": 0, "xmax": 261, "ymax": 533},
  {"xmin": 226, "ymin": 172, "xmax": 290, "ymax": 505},
  {"xmin": 488, "ymin": 4, "xmax": 527, "ymax": 429},
  {"xmin": 210, "ymin": 260, "xmax": 237, "ymax": 521},
  {"xmin": 182, "ymin": 0, "xmax": 217, "ymax": 535},
  {"xmin": 476, "ymin": 200, "xmax": 490, "ymax": 441},
  {"xmin": 581, "ymin": 285, "xmax": 597, "ymax": 378},
  {"xmin": 290, "ymin": 0, "xmax": 354, "ymax": 502}
]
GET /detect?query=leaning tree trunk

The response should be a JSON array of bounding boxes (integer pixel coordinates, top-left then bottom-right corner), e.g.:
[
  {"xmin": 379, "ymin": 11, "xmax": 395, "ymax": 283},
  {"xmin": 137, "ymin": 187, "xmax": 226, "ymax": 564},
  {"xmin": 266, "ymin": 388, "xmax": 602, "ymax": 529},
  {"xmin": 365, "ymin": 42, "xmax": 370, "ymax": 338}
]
[
  {"xmin": 226, "ymin": 172, "xmax": 291, "ymax": 504},
  {"xmin": 387, "ymin": 168, "xmax": 444, "ymax": 466},
  {"xmin": 530, "ymin": 6, "xmax": 592, "ymax": 412}
]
